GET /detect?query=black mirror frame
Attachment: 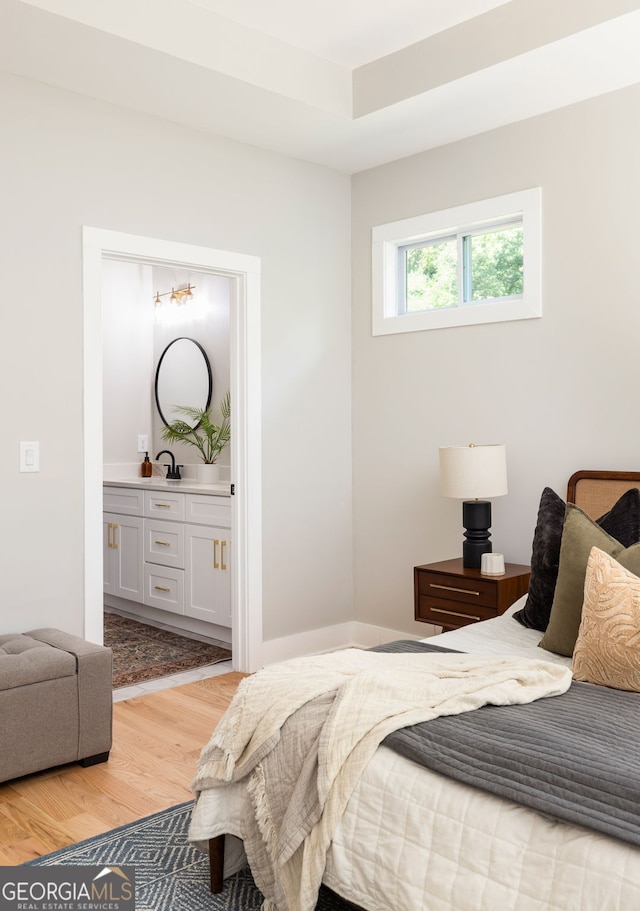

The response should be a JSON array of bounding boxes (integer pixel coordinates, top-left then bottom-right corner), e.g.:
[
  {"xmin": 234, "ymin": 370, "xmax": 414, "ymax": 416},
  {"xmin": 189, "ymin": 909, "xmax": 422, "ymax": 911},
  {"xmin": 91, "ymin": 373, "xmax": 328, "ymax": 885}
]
[{"xmin": 154, "ymin": 336, "xmax": 213, "ymax": 429}]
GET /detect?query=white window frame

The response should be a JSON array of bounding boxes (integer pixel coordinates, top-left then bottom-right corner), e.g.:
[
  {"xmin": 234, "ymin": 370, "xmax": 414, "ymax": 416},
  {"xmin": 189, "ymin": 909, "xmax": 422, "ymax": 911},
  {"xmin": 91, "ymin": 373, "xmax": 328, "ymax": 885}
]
[{"xmin": 372, "ymin": 188, "xmax": 541, "ymax": 336}]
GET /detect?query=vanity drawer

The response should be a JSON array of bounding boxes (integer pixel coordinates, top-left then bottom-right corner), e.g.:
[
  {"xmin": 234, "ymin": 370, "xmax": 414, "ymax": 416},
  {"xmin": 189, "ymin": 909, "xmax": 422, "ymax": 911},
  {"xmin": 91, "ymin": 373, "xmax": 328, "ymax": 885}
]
[
  {"xmin": 144, "ymin": 490, "xmax": 185, "ymax": 521},
  {"xmin": 144, "ymin": 564, "xmax": 185, "ymax": 613},
  {"xmin": 144, "ymin": 519, "xmax": 185, "ymax": 568},
  {"xmin": 103, "ymin": 487, "xmax": 144, "ymax": 516},
  {"xmin": 186, "ymin": 494, "xmax": 231, "ymax": 528}
]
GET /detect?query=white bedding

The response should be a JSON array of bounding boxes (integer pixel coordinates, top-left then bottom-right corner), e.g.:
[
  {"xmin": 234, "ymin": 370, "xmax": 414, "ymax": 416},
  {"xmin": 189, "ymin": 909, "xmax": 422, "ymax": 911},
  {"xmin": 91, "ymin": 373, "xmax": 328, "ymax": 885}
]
[
  {"xmin": 427, "ymin": 596, "xmax": 572, "ymax": 664},
  {"xmin": 189, "ymin": 596, "xmax": 640, "ymax": 911}
]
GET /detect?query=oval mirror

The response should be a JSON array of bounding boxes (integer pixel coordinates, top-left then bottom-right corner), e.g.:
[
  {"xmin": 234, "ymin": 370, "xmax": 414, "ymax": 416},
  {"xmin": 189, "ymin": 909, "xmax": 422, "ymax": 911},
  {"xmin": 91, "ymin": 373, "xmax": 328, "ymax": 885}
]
[{"xmin": 155, "ymin": 337, "xmax": 213, "ymax": 428}]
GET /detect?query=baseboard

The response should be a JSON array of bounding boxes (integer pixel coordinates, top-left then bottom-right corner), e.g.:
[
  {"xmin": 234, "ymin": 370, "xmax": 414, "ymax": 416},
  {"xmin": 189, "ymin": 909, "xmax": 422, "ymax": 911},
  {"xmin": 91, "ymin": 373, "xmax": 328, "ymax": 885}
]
[
  {"xmin": 104, "ymin": 595, "xmax": 232, "ymax": 647},
  {"xmin": 262, "ymin": 620, "xmax": 439, "ymax": 666}
]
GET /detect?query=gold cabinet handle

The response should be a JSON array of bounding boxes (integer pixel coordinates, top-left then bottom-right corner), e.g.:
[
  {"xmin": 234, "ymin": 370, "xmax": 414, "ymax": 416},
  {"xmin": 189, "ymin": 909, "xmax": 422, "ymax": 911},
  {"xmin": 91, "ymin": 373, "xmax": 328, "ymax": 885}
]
[
  {"xmin": 154, "ymin": 540, "xmax": 171, "ymax": 547},
  {"xmin": 431, "ymin": 606, "xmax": 481, "ymax": 622},
  {"xmin": 213, "ymin": 539, "xmax": 220, "ymax": 569},
  {"xmin": 429, "ymin": 583, "xmax": 480, "ymax": 596},
  {"xmin": 221, "ymin": 540, "xmax": 227, "ymax": 571},
  {"xmin": 112, "ymin": 524, "xmax": 119, "ymax": 550},
  {"xmin": 155, "ymin": 503, "xmax": 171, "ymax": 509},
  {"xmin": 107, "ymin": 522, "xmax": 113, "ymax": 549},
  {"xmin": 154, "ymin": 585, "xmax": 171, "ymax": 592}
]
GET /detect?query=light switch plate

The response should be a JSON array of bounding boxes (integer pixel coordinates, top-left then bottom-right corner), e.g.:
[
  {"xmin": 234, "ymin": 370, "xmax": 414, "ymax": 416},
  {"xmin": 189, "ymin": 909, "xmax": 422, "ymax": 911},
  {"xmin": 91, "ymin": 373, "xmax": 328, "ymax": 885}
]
[
  {"xmin": 20, "ymin": 441, "xmax": 40, "ymax": 472},
  {"xmin": 138, "ymin": 434, "xmax": 149, "ymax": 453}
]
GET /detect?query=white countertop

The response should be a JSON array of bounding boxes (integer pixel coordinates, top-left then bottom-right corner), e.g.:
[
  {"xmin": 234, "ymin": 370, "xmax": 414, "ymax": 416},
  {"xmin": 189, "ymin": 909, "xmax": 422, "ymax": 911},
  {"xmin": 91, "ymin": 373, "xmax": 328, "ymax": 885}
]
[{"xmin": 103, "ymin": 478, "xmax": 231, "ymax": 497}]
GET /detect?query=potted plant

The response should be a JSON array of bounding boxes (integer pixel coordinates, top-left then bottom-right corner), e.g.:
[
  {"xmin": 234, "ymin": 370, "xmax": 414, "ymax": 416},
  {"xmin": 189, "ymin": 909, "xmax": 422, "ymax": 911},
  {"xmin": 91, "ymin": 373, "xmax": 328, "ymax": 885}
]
[{"xmin": 161, "ymin": 391, "xmax": 230, "ymax": 482}]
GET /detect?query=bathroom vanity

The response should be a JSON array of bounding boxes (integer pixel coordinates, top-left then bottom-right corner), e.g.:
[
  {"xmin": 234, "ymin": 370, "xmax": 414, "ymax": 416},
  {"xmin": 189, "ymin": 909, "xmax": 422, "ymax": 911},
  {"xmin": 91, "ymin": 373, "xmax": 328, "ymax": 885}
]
[{"xmin": 103, "ymin": 479, "xmax": 232, "ymax": 640}]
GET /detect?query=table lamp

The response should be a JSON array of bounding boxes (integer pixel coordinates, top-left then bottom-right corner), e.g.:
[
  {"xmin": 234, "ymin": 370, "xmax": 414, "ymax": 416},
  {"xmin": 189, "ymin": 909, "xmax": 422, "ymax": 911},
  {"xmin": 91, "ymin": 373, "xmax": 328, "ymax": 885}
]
[{"xmin": 439, "ymin": 443, "xmax": 508, "ymax": 569}]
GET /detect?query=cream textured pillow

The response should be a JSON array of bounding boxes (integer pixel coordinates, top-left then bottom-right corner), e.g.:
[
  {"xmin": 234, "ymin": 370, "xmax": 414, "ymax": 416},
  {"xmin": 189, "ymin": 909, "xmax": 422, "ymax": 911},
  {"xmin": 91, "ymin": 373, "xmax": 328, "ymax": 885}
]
[{"xmin": 572, "ymin": 547, "xmax": 640, "ymax": 692}]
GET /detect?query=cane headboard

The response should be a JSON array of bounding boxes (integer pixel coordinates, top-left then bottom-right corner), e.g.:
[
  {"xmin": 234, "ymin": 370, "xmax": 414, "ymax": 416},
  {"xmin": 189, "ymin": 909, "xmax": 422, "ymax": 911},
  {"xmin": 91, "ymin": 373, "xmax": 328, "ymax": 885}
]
[{"xmin": 567, "ymin": 470, "xmax": 640, "ymax": 519}]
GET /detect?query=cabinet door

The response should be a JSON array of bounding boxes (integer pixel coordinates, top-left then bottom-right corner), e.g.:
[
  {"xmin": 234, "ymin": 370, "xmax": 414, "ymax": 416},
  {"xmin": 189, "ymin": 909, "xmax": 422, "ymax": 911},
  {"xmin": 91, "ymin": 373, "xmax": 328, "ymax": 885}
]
[
  {"xmin": 104, "ymin": 513, "xmax": 144, "ymax": 602},
  {"xmin": 184, "ymin": 524, "xmax": 232, "ymax": 627},
  {"xmin": 103, "ymin": 518, "xmax": 116, "ymax": 596}
]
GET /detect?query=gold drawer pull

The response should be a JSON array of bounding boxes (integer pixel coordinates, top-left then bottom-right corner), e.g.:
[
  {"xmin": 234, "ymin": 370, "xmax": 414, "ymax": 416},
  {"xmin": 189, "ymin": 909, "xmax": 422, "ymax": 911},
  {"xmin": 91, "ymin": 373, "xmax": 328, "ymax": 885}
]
[
  {"xmin": 221, "ymin": 540, "xmax": 227, "ymax": 571},
  {"xmin": 154, "ymin": 540, "xmax": 171, "ymax": 546},
  {"xmin": 154, "ymin": 585, "xmax": 171, "ymax": 592},
  {"xmin": 431, "ymin": 607, "xmax": 481, "ymax": 622},
  {"xmin": 430, "ymin": 583, "xmax": 480, "ymax": 596},
  {"xmin": 107, "ymin": 522, "xmax": 113, "ymax": 549},
  {"xmin": 112, "ymin": 523, "xmax": 119, "ymax": 549},
  {"xmin": 213, "ymin": 539, "xmax": 220, "ymax": 569},
  {"xmin": 155, "ymin": 503, "xmax": 171, "ymax": 509}
]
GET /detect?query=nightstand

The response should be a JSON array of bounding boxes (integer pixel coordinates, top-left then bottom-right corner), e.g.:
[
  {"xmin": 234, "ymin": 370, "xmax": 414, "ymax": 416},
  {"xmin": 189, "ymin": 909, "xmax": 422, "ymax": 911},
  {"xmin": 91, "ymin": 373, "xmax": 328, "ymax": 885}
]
[{"xmin": 414, "ymin": 558, "xmax": 530, "ymax": 632}]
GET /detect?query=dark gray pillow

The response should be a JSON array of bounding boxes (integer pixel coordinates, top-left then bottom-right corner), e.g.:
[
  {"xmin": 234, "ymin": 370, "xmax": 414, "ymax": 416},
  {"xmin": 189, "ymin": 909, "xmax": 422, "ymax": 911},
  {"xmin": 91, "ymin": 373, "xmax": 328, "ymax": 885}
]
[
  {"xmin": 513, "ymin": 486, "xmax": 640, "ymax": 632},
  {"xmin": 597, "ymin": 488, "xmax": 640, "ymax": 545},
  {"xmin": 513, "ymin": 488, "xmax": 566, "ymax": 631}
]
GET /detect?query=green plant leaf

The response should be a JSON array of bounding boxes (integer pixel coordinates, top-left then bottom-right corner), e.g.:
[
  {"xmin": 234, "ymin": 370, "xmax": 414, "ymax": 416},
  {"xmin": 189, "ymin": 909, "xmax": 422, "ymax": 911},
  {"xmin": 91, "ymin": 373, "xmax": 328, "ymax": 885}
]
[{"xmin": 160, "ymin": 391, "xmax": 231, "ymax": 463}]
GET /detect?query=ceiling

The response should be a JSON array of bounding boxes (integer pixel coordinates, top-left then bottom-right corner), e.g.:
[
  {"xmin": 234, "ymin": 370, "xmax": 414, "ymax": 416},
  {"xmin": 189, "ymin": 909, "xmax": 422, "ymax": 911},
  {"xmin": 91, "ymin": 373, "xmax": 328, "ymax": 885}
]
[
  {"xmin": 3, "ymin": 0, "xmax": 640, "ymax": 172},
  {"xmin": 185, "ymin": 0, "xmax": 511, "ymax": 68}
]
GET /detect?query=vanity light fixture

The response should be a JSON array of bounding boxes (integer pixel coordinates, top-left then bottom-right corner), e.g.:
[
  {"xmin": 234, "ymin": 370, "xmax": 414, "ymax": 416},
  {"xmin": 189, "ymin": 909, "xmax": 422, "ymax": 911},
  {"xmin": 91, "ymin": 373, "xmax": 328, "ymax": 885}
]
[{"xmin": 153, "ymin": 283, "xmax": 196, "ymax": 308}]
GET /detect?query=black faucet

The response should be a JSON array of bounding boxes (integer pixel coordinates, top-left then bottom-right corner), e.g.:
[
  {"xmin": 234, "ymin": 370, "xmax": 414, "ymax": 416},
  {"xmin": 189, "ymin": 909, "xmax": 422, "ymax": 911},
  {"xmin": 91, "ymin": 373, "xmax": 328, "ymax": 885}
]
[{"xmin": 155, "ymin": 450, "xmax": 183, "ymax": 480}]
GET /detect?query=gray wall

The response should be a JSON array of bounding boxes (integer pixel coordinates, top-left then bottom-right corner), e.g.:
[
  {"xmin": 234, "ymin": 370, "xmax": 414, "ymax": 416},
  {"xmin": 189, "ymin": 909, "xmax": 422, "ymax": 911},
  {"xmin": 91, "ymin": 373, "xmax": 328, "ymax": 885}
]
[
  {"xmin": 1, "ymin": 70, "xmax": 352, "ymax": 643},
  {"xmin": 352, "ymin": 83, "xmax": 640, "ymax": 635},
  {"xmin": 4, "ymin": 59, "xmax": 640, "ymax": 649}
]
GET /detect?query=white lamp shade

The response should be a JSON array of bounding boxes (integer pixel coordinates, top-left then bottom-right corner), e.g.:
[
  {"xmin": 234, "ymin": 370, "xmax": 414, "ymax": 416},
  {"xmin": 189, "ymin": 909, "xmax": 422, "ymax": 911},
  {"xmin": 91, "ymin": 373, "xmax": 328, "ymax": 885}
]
[{"xmin": 439, "ymin": 444, "xmax": 508, "ymax": 499}]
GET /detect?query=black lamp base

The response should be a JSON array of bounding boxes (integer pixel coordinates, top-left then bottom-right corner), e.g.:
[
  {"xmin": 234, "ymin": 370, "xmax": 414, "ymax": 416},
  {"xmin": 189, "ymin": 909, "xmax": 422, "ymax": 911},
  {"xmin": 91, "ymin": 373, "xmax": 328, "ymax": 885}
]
[{"xmin": 462, "ymin": 500, "xmax": 492, "ymax": 569}]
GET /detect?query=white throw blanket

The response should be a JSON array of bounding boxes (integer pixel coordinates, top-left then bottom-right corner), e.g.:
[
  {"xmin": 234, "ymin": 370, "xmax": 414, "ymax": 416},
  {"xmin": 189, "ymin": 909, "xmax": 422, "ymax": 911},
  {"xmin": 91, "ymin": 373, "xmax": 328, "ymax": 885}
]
[{"xmin": 191, "ymin": 649, "xmax": 571, "ymax": 911}]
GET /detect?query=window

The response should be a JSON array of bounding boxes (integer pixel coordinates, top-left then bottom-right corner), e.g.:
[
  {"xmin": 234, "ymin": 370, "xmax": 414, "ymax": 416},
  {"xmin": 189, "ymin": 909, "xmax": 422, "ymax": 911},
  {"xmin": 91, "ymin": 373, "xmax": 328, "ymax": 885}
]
[{"xmin": 372, "ymin": 188, "xmax": 541, "ymax": 335}]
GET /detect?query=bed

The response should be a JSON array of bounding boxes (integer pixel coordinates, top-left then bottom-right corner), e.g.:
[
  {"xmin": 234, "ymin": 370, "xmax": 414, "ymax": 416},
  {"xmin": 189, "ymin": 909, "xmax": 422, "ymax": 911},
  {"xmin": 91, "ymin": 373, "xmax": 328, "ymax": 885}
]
[{"xmin": 188, "ymin": 470, "xmax": 640, "ymax": 911}]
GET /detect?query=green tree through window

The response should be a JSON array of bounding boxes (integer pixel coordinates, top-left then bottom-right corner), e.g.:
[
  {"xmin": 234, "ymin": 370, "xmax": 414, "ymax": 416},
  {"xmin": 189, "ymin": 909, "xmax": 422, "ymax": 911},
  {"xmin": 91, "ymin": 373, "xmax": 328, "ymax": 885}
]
[
  {"xmin": 404, "ymin": 222, "xmax": 523, "ymax": 312},
  {"xmin": 469, "ymin": 225, "xmax": 523, "ymax": 301},
  {"xmin": 406, "ymin": 239, "xmax": 457, "ymax": 311}
]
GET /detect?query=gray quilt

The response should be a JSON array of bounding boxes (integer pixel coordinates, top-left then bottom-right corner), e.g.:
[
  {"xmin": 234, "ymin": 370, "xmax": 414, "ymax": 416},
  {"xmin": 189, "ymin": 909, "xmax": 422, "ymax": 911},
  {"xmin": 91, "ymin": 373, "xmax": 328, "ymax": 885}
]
[{"xmin": 374, "ymin": 641, "xmax": 640, "ymax": 847}]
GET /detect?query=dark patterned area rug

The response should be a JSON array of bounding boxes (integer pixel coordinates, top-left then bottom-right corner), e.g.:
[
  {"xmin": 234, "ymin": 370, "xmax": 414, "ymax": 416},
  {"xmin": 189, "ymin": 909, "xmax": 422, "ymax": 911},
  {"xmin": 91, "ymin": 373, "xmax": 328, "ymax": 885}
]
[
  {"xmin": 28, "ymin": 803, "xmax": 352, "ymax": 911},
  {"xmin": 104, "ymin": 613, "xmax": 231, "ymax": 688}
]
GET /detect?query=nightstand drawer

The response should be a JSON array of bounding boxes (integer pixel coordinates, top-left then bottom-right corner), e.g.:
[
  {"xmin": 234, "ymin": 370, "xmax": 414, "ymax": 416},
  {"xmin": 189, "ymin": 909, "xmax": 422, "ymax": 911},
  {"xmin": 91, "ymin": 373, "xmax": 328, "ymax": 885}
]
[
  {"xmin": 414, "ymin": 559, "xmax": 531, "ymax": 632},
  {"xmin": 416, "ymin": 571, "xmax": 498, "ymax": 608},
  {"xmin": 416, "ymin": 594, "xmax": 499, "ymax": 627}
]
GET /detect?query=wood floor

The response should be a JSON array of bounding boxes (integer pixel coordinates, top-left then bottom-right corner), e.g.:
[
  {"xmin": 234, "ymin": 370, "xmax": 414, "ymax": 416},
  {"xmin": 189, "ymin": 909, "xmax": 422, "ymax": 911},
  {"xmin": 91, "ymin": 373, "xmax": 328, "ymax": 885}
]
[{"xmin": 0, "ymin": 672, "xmax": 245, "ymax": 865}]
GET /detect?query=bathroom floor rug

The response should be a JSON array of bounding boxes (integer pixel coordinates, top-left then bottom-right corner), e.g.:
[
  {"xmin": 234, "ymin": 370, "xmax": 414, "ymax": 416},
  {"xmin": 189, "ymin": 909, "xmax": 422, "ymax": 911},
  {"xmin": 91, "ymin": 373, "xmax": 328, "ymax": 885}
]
[{"xmin": 104, "ymin": 612, "xmax": 231, "ymax": 688}]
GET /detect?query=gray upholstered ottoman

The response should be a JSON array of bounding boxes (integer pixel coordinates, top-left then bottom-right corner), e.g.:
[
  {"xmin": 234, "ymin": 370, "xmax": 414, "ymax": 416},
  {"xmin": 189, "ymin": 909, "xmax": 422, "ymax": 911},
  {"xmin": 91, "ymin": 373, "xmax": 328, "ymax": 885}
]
[{"xmin": 0, "ymin": 628, "xmax": 112, "ymax": 783}]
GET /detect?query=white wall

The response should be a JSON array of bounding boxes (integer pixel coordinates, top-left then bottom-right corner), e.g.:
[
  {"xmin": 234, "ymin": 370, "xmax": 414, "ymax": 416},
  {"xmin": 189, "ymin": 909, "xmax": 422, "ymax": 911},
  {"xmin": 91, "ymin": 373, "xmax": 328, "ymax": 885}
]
[
  {"xmin": 0, "ymin": 70, "xmax": 352, "ymax": 642},
  {"xmin": 102, "ymin": 261, "xmax": 231, "ymax": 473},
  {"xmin": 351, "ymin": 83, "xmax": 640, "ymax": 636},
  {"xmin": 102, "ymin": 259, "xmax": 154, "ymax": 465},
  {"xmin": 149, "ymin": 267, "xmax": 231, "ymax": 468},
  {"xmin": 8, "ymin": 60, "xmax": 638, "ymax": 651}
]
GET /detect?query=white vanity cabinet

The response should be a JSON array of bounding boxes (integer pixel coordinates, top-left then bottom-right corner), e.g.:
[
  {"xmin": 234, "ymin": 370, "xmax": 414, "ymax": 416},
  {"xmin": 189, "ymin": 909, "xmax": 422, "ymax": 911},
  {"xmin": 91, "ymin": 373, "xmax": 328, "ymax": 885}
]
[
  {"xmin": 103, "ymin": 488, "xmax": 144, "ymax": 602},
  {"xmin": 185, "ymin": 524, "xmax": 232, "ymax": 626},
  {"xmin": 103, "ymin": 484, "xmax": 232, "ymax": 630},
  {"xmin": 184, "ymin": 495, "xmax": 232, "ymax": 626},
  {"xmin": 143, "ymin": 516, "xmax": 186, "ymax": 613},
  {"xmin": 103, "ymin": 514, "xmax": 144, "ymax": 601}
]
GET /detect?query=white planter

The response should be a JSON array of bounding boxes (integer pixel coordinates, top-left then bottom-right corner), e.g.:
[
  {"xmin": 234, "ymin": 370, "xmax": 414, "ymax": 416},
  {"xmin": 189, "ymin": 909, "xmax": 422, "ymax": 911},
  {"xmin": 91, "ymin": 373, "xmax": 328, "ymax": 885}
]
[{"xmin": 197, "ymin": 463, "xmax": 220, "ymax": 484}]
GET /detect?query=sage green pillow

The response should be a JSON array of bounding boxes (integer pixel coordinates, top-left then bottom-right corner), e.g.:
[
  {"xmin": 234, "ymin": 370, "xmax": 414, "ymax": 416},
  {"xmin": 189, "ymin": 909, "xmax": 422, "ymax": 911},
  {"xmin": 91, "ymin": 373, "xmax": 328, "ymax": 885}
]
[{"xmin": 539, "ymin": 503, "xmax": 640, "ymax": 657}]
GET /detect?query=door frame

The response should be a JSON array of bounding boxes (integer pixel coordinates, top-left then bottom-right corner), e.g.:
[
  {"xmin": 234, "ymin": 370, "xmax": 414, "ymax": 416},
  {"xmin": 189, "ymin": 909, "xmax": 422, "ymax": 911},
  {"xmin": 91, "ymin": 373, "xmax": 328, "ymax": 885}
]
[{"xmin": 82, "ymin": 227, "xmax": 263, "ymax": 673}]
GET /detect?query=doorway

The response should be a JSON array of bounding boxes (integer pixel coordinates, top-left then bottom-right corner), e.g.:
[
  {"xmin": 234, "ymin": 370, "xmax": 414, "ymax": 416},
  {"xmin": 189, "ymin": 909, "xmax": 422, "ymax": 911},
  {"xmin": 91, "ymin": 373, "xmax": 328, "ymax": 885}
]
[{"xmin": 83, "ymin": 228, "xmax": 263, "ymax": 673}]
